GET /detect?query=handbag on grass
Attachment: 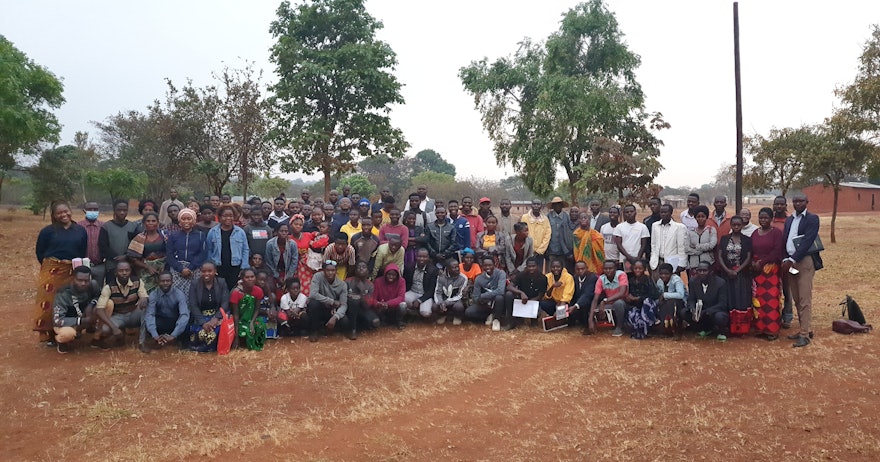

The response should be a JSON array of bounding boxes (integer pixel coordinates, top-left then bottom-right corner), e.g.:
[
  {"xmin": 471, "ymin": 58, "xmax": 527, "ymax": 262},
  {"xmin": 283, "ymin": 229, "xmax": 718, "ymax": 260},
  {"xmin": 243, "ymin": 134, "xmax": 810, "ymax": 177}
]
[
  {"xmin": 833, "ymin": 295, "xmax": 871, "ymax": 334},
  {"xmin": 217, "ymin": 308, "xmax": 235, "ymax": 355}
]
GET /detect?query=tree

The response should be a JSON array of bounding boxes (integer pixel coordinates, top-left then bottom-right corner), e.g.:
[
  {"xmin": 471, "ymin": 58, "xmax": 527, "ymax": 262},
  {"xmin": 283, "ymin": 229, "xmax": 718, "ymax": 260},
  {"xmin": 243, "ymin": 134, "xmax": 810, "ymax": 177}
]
[
  {"xmin": 85, "ymin": 168, "xmax": 148, "ymax": 203},
  {"xmin": 743, "ymin": 126, "xmax": 816, "ymax": 196},
  {"xmin": 250, "ymin": 176, "xmax": 290, "ymax": 200},
  {"xmin": 837, "ymin": 25, "xmax": 880, "ymax": 180},
  {"xmin": 0, "ymin": 35, "xmax": 65, "ymax": 202},
  {"xmin": 355, "ymin": 155, "xmax": 414, "ymax": 198},
  {"xmin": 413, "ymin": 149, "xmax": 456, "ymax": 177},
  {"xmin": 576, "ymin": 135, "xmax": 664, "ymax": 205},
  {"xmin": 219, "ymin": 65, "xmax": 271, "ymax": 198},
  {"xmin": 29, "ymin": 146, "xmax": 80, "ymax": 214},
  {"xmin": 459, "ymin": 1, "xmax": 667, "ymax": 203},
  {"xmin": 269, "ymin": 0, "xmax": 409, "ymax": 200},
  {"xmin": 337, "ymin": 173, "xmax": 376, "ymax": 198},
  {"xmin": 803, "ymin": 115, "xmax": 875, "ymax": 243}
]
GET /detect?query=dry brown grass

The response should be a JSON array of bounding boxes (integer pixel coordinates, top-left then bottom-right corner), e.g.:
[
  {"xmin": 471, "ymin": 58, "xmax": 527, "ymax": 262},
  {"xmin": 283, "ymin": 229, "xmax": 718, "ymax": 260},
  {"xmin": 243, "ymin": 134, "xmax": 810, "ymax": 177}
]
[{"xmin": 1, "ymin": 210, "xmax": 880, "ymax": 461}]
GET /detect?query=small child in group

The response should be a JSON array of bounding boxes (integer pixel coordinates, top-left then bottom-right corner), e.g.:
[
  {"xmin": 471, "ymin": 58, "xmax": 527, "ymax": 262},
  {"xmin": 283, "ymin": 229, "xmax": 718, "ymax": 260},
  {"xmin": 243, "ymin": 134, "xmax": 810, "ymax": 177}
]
[{"xmin": 278, "ymin": 278, "xmax": 309, "ymax": 336}]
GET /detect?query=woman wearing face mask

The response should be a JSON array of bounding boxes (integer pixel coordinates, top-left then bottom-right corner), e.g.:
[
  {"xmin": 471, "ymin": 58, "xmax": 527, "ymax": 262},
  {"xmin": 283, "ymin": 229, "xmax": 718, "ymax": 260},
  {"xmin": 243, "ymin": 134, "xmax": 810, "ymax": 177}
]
[
  {"xmin": 34, "ymin": 200, "xmax": 88, "ymax": 345},
  {"xmin": 166, "ymin": 208, "xmax": 206, "ymax": 296}
]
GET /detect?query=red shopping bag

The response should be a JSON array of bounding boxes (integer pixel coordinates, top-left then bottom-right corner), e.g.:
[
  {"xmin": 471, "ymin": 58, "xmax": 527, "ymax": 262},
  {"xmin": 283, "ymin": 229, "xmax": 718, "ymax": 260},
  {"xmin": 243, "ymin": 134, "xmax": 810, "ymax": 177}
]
[{"xmin": 217, "ymin": 308, "xmax": 235, "ymax": 355}]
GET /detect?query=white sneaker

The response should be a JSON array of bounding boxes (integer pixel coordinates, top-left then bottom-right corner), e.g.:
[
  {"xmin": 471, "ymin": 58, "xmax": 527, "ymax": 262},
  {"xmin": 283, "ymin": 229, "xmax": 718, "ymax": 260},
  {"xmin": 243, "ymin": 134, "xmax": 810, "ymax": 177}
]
[
  {"xmin": 492, "ymin": 319, "xmax": 501, "ymax": 332},
  {"xmin": 485, "ymin": 314, "xmax": 494, "ymax": 326},
  {"xmin": 436, "ymin": 316, "xmax": 447, "ymax": 325},
  {"xmin": 452, "ymin": 317, "xmax": 462, "ymax": 326}
]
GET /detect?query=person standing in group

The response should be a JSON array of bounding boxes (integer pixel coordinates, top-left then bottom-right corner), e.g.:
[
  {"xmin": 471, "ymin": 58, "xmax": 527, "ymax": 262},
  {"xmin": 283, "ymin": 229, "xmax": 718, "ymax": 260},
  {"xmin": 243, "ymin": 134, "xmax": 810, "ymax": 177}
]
[
  {"xmin": 427, "ymin": 206, "xmax": 459, "ymax": 265},
  {"xmin": 286, "ymin": 214, "xmax": 316, "ymax": 297},
  {"xmin": 77, "ymin": 201, "xmax": 104, "ymax": 284},
  {"xmin": 268, "ymin": 197, "xmax": 290, "ymax": 231},
  {"xmin": 546, "ymin": 197, "xmax": 574, "ymax": 272},
  {"xmin": 243, "ymin": 207, "xmax": 273, "ymax": 260},
  {"xmin": 572, "ymin": 212, "xmax": 605, "ymax": 276},
  {"xmin": 205, "ymin": 205, "xmax": 250, "ymax": 291},
  {"xmin": 99, "ymin": 199, "xmax": 140, "ymax": 282},
  {"xmin": 475, "ymin": 215, "xmax": 510, "ymax": 270},
  {"xmin": 613, "ymin": 204, "xmax": 650, "ymax": 272},
  {"xmin": 740, "ymin": 209, "xmax": 758, "ymax": 237},
  {"xmin": 750, "ymin": 207, "xmax": 784, "ymax": 340},
  {"xmin": 504, "ymin": 221, "xmax": 534, "ymax": 277},
  {"xmin": 196, "ymin": 205, "xmax": 217, "ymax": 233},
  {"xmin": 642, "ymin": 197, "xmax": 662, "ymax": 262},
  {"xmin": 521, "ymin": 199, "xmax": 551, "ymax": 271},
  {"xmin": 771, "ymin": 195, "xmax": 793, "ymax": 329},
  {"xmin": 707, "ymin": 195, "xmax": 732, "ymax": 244},
  {"xmin": 127, "ymin": 212, "xmax": 167, "ymax": 293},
  {"xmin": 716, "ymin": 216, "xmax": 752, "ymax": 318},
  {"xmin": 158, "ymin": 188, "xmax": 184, "ymax": 227},
  {"xmin": 34, "ymin": 200, "xmax": 88, "ymax": 345},
  {"xmin": 649, "ymin": 204, "xmax": 687, "ymax": 275},
  {"xmin": 586, "ymin": 200, "xmax": 610, "ymax": 232},
  {"xmin": 496, "ymin": 199, "xmax": 516, "ymax": 236},
  {"xmin": 166, "ymin": 208, "xmax": 206, "ymax": 297},
  {"xmin": 599, "ymin": 206, "xmax": 621, "ymax": 268},
  {"xmin": 685, "ymin": 205, "xmax": 716, "ymax": 278},
  {"xmin": 680, "ymin": 193, "xmax": 700, "ymax": 232},
  {"xmin": 782, "ymin": 193, "xmax": 823, "ymax": 348}
]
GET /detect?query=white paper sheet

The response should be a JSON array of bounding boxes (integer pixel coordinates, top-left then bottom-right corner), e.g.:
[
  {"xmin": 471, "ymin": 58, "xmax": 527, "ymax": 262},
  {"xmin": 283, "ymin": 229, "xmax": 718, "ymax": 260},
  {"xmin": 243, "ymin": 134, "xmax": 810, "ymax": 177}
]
[{"xmin": 512, "ymin": 300, "xmax": 540, "ymax": 318}]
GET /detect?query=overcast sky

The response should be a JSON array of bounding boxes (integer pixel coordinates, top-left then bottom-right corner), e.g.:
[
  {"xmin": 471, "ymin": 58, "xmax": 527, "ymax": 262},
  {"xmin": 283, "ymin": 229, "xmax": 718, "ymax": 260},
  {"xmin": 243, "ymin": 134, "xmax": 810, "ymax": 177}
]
[{"xmin": 2, "ymin": 0, "xmax": 878, "ymax": 188}]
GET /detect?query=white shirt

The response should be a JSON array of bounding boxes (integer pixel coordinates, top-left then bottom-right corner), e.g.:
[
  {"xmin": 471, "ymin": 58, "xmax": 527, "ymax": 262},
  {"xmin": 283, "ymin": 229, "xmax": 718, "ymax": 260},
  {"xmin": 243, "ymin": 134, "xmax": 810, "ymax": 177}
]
[
  {"xmin": 280, "ymin": 292, "xmax": 308, "ymax": 314},
  {"xmin": 680, "ymin": 210, "xmax": 698, "ymax": 232},
  {"xmin": 650, "ymin": 220, "xmax": 687, "ymax": 270},
  {"xmin": 741, "ymin": 223, "xmax": 758, "ymax": 237},
  {"xmin": 600, "ymin": 222, "xmax": 619, "ymax": 261},
  {"xmin": 613, "ymin": 221, "xmax": 650, "ymax": 262},
  {"xmin": 786, "ymin": 210, "xmax": 805, "ymax": 257}
]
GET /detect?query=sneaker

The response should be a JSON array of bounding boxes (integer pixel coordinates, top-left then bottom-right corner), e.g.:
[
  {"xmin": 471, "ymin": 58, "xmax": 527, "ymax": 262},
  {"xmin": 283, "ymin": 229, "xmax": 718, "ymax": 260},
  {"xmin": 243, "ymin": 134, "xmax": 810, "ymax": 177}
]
[
  {"xmin": 56, "ymin": 343, "xmax": 71, "ymax": 354},
  {"xmin": 716, "ymin": 334, "xmax": 727, "ymax": 342},
  {"xmin": 484, "ymin": 314, "xmax": 494, "ymax": 326},
  {"xmin": 698, "ymin": 331, "xmax": 711, "ymax": 338},
  {"xmin": 46, "ymin": 340, "xmax": 57, "ymax": 348},
  {"xmin": 500, "ymin": 324, "xmax": 515, "ymax": 332},
  {"xmin": 436, "ymin": 316, "xmax": 447, "ymax": 325},
  {"xmin": 346, "ymin": 330, "xmax": 358, "ymax": 341},
  {"xmin": 90, "ymin": 338, "xmax": 111, "ymax": 351},
  {"xmin": 491, "ymin": 319, "xmax": 501, "ymax": 332},
  {"xmin": 452, "ymin": 317, "xmax": 462, "ymax": 326},
  {"xmin": 611, "ymin": 328, "xmax": 623, "ymax": 337}
]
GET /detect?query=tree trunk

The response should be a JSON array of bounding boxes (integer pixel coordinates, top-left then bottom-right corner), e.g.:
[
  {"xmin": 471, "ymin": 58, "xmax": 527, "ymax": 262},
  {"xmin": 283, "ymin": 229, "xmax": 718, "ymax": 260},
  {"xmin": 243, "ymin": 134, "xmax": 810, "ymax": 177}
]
[
  {"xmin": 323, "ymin": 168, "xmax": 331, "ymax": 201},
  {"xmin": 0, "ymin": 174, "xmax": 5, "ymax": 203},
  {"xmin": 831, "ymin": 186, "xmax": 838, "ymax": 243}
]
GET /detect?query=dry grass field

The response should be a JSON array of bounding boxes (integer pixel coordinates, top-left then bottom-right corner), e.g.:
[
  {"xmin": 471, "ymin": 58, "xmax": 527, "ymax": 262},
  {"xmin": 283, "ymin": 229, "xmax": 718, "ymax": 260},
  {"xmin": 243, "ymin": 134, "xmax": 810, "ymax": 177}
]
[{"xmin": 1, "ymin": 209, "xmax": 879, "ymax": 461}]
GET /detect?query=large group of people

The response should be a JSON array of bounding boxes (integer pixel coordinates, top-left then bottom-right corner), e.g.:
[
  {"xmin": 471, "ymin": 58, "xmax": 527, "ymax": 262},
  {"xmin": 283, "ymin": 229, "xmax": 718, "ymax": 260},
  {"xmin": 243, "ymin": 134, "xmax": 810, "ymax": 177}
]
[{"xmin": 35, "ymin": 185, "xmax": 823, "ymax": 355}]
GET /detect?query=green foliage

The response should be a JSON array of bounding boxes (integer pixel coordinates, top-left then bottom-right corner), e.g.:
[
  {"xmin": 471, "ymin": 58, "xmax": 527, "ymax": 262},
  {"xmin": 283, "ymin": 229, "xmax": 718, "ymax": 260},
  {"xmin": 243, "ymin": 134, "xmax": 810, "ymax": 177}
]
[
  {"xmin": 250, "ymin": 176, "xmax": 291, "ymax": 199},
  {"xmin": 459, "ymin": 0, "xmax": 667, "ymax": 203},
  {"xmin": 743, "ymin": 126, "xmax": 818, "ymax": 196},
  {"xmin": 413, "ymin": 149, "xmax": 456, "ymax": 177},
  {"xmin": 337, "ymin": 173, "xmax": 375, "ymax": 198},
  {"xmin": 85, "ymin": 168, "xmax": 148, "ymax": 203},
  {"xmin": 0, "ymin": 35, "xmax": 65, "ymax": 201},
  {"xmin": 268, "ymin": 0, "xmax": 409, "ymax": 198},
  {"xmin": 29, "ymin": 146, "xmax": 79, "ymax": 213},
  {"xmin": 836, "ymin": 24, "xmax": 880, "ymax": 182}
]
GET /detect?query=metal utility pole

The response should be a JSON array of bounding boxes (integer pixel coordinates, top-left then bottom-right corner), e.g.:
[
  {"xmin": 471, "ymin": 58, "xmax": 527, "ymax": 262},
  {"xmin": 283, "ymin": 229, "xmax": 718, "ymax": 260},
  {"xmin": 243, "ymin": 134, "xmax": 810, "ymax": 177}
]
[{"xmin": 733, "ymin": 2, "xmax": 743, "ymax": 213}]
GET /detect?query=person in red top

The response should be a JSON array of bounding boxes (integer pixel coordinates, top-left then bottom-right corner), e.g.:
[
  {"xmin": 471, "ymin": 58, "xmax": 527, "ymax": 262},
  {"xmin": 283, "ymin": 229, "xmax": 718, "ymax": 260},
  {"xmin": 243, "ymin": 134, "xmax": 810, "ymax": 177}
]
[
  {"xmin": 288, "ymin": 215, "xmax": 315, "ymax": 296},
  {"xmin": 372, "ymin": 263, "xmax": 406, "ymax": 329},
  {"xmin": 229, "ymin": 268, "xmax": 264, "ymax": 349},
  {"xmin": 460, "ymin": 197, "xmax": 485, "ymax": 248},
  {"xmin": 706, "ymin": 195, "xmax": 732, "ymax": 244},
  {"xmin": 379, "ymin": 208, "xmax": 409, "ymax": 248}
]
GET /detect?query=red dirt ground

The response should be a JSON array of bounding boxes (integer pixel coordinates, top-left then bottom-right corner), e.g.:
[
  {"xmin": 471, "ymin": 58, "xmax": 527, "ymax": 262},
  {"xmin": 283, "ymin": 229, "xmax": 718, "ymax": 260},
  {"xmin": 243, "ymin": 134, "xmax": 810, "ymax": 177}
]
[{"xmin": 1, "ymin": 210, "xmax": 879, "ymax": 461}]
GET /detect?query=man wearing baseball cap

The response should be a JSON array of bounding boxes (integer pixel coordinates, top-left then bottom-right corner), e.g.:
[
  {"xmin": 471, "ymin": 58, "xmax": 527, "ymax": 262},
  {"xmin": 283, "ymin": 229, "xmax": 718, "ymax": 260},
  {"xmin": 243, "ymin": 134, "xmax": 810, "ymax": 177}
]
[{"xmin": 478, "ymin": 197, "xmax": 493, "ymax": 222}]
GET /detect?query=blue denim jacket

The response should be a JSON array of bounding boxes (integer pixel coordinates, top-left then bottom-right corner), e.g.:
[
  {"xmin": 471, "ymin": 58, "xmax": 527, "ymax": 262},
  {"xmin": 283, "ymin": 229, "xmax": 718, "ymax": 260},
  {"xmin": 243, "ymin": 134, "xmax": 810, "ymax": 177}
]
[{"xmin": 205, "ymin": 226, "xmax": 250, "ymax": 269}]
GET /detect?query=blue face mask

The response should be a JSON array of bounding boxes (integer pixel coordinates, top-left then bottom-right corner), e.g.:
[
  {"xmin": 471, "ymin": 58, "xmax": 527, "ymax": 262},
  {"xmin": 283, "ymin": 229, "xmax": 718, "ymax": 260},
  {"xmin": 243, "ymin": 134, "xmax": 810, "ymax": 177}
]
[{"xmin": 85, "ymin": 211, "xmax": 100, "ymax": 221}]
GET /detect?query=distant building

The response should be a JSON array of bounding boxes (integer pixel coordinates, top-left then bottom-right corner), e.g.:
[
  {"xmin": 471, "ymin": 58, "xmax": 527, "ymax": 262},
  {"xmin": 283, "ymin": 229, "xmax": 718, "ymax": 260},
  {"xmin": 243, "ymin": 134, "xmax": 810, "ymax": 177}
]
[
  {"xmin": 802, "ymin": 182, "xmax": 880, "ymax": 214},
  {"xmin": 660, "ymin": 195, "xmax": 686, "ymax": 210}
]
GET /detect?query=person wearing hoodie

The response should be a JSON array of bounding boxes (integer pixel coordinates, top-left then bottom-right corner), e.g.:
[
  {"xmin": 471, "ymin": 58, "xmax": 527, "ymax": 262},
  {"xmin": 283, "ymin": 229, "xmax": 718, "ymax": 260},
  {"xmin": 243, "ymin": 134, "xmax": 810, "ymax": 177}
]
[
  {"xmin": 539, "ymin": 260, "xmax": 574, "ymax": 318},
  {"xmin": 372, "ymin": 262, "xmax": 407, "ymax": 329},
  {"xmin": 433, "ymin": 259, "xmax": 468, "ymax": 325},
  {"xmin": 464, "ymin": 257, "xmax": 509, "ymax": 331}
]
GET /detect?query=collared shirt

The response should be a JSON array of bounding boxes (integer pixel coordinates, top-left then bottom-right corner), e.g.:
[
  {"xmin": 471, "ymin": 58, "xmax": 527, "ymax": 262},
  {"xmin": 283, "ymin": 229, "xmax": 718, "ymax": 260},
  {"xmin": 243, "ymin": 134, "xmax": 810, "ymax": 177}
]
[
  {"xmin": 145, "ymin": 286, "xmax": 190, "ymax": 339},
  {"xmin": 521, "ymin": 212, "xmax": 551, "ymax": 255},
  {"xmin": 741, "ymin": 223, "xmax": 758, "ymax": 237},
  {"xmin": 650, "ymin": 220, "xmax": 687, "ymax": 270},
  {"xmin": 77, "ymin": 218, "xmax": 104, "ymax": 263},
  {"xmin": 497, "ymin": 213, "xmax": 516, "ymax": 236},
  {"xmin": 680, "ymin": 210, "xmax": 698, "ymax": 232},
  {"xmin": 411, "ymin": 266, "xmax": 426, "ymax": 295},
  {"xmin": 786, "ymin": 210, "xmax": 805, "ymax": 257},
  {"xmin": 97, "ymin": 277, "xmax": 148, "ymax": 309}
]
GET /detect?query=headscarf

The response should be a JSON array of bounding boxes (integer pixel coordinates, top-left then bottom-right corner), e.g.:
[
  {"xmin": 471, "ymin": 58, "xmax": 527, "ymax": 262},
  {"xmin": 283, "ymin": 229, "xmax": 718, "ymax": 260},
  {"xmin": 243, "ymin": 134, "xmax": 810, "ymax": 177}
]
[{"xmin": 178, "ymin": 208, "xmax": 197, "ymax": 221}]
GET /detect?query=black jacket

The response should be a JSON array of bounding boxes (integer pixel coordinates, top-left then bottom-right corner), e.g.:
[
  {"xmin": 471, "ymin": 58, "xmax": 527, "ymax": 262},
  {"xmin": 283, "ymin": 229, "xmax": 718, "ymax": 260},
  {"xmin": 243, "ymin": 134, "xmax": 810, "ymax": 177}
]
[
  {"xmin": 403, "ymin": 263, "xmax": 439, "ymax": 302},
  {"xmin": 687, "ymin": 275, "xmax": 728, "ymax": 315}
]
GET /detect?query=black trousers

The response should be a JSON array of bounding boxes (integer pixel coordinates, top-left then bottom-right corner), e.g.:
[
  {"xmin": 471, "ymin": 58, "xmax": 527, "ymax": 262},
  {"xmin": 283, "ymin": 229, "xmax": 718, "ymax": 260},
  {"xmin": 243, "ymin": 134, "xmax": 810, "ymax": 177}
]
[
  {"xmin": 680, "ymin": 308, "xmax": 729, "ymax": 333},
  {"xmin": 307, "ymin": 299, "xmax": 356, "ymax": 334}
]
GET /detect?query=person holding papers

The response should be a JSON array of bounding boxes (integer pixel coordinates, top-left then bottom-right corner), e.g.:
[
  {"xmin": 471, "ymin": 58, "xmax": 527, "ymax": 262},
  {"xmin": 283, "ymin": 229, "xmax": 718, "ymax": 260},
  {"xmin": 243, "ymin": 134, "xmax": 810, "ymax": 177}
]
[
  {"xmin": 504, "ymin": 258, "xmax": 548, "ymax": 330},
  {"xmin": 681, "ymin": 261, "xmax": 729, "ymax": 341}
]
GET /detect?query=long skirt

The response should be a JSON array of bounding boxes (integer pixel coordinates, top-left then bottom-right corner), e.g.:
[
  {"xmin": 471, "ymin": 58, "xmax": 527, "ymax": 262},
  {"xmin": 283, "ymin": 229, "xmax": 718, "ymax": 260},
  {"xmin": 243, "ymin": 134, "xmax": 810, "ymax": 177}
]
[
  {"xmin": 296, "ymin": 253, "xmax": 316, "ymax": 297},
  {"xmin": 171, "ymin": 262, "xmax": 199, "ymax": 297},
  {"xmin": 725, "ymin": 269, "xmax": 754, "ymax": 311},
  {"xmin": 34, "ymin": 258, "xmax": 74, "ymax": 342},
  {"xmin": 753, "ymin": 263, "xmax": 782, "ymax": 335},
  {"xmin": 186, "ymin": 313, "xmax": 219, "ymax": 352},
  {"xmin": 142, "ymin": 258, "xmax": 167, "ymax": 293}
]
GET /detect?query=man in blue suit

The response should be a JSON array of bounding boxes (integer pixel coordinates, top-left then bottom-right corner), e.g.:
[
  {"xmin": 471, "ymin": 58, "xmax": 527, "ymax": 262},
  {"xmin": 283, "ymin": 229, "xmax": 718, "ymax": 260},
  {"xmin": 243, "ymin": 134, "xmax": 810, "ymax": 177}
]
[{"xmin": 781, "ymin": 193, "xmax": 823, "ymax": 348}]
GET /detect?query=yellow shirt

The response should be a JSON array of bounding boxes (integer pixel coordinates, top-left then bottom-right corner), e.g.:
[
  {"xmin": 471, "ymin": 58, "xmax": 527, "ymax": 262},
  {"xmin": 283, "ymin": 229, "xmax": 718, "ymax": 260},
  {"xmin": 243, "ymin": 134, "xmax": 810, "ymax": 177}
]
[
  {"xmin": 521, "ymin": 212, "xmax": 551, "ymax": 255},
  {"xmin": 544, "ymin": 269, "xmax": 574, "ymax": 304},
  {"xmin": 340, "ymin": 222, "xmax": 362, "ymax": 242}
]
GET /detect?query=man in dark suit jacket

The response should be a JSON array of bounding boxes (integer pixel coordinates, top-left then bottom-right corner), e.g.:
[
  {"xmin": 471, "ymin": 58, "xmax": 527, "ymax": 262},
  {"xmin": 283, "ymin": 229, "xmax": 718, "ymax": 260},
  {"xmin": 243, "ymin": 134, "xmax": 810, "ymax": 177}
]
[
  {"xmin": 781, "ymin": 193, "xmax": 823, "ymax": 347},
  {"xmin": 403, "ymin": 248, "xmax": 439, "ymax": 319},
  {"xmin": 587, "ymin": 200, "xmax": 610, "ymax": 231},
  {"xmin": 681, "ymin": 261, "xmax": 729, "ymax": 340},
  {"xmin": 568, "ymin": 260, "xmax": 599, "ymax": 334}
]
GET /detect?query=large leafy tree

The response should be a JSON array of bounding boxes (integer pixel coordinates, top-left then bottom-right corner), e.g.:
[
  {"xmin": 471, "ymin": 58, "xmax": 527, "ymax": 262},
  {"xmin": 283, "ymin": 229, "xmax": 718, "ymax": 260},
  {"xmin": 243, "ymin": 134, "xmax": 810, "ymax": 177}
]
[
  {"xmin": 29, "ymin": 146, "xmax": 80, "ymax": 213},
  {"xmin": 413, "ymin": 149, "xmax": 456, "ymax": 177},
  {"xmin": 743, "ymin": 126, "xmax": 817, "ymax": 196},
  {"xmin": 459, "ymin": 1, "xmax": 667, "ymax": 203},
  {"xmin": 85, "ymin": 168, "xmax": 148, "ymax": 203},
  {"xmin": 837, "ymin": 24, "xmax": 880, "ymax": 179},
  {"xmin": 269, "ymin": 0, "xmax": 409, "ymax": 200},
  {"xmin": 0, "ymin": 35, "xmax": 65, "ymax": 202}
]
